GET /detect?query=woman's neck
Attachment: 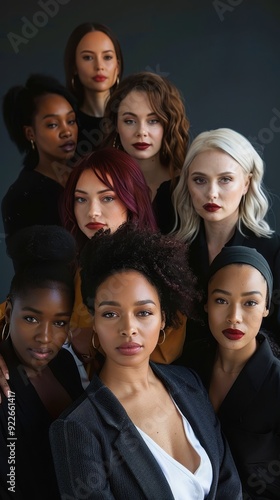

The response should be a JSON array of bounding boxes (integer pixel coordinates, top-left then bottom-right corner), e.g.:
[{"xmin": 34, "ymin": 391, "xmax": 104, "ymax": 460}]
[
  {"xmin": 204, "ymin": 215, "xmax": 238, "ymax": 263},
  {"xmin": 34, "ymin": 161, "xmax": 72, "ymax": 187},
  {"xmin": 80, "ymin": 88, "xmax": 110, "ymax": 117},
  {"xmin": 99, "ymin": 360, "xmax": 156, "ymax": 399},
  {"xmin": 215, "ymin": 338, "xmax": 258, "ymax": 375},
  {"xmin": 136, "ymin": 157, "xmax": 170, "ymax": 200}
]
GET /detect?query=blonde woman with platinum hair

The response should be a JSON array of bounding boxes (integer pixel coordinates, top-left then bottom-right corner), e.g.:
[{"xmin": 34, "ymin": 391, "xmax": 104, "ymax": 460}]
[
  {"xmin": 173, "ymin": 127, "xmax": 273, "ymax": 243},
  {"xmin": 171, "ymin": 128, "xmax": 280, "ymax": 363}
]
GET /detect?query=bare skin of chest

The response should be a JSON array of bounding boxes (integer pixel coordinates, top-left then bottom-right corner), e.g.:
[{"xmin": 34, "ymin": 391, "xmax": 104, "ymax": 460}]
[{"xmin": 120, "ymin": 383, "xmax": 200, "ymax": 473}]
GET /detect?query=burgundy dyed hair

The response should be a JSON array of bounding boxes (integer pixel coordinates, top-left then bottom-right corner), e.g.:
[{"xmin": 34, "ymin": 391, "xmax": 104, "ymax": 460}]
[{"xmin": 61, "ymin": 148, "xmax": 157, "ymax": 250}]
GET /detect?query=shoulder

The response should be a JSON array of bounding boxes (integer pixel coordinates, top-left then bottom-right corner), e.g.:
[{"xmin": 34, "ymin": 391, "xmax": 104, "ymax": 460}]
[
  {"xmin": 151, "ymin": 362, "xmax": 204, "ymax": 390},
  {"xmin": 49, "ymin": 348, "xmax": 84, "ymax": 398},
  {"xmin": 241, "ymin": 227, "xmax": 280, "ymax": 252}
]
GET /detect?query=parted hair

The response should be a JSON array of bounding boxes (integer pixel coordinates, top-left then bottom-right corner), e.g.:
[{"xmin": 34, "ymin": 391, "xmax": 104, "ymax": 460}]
[
  {"xmin": 7, "ymin": 225, "xmax": 76, "ymax": 304},
  {"xmin": 64, "ymin": 22, "xmax": 124, "ymax": 105},
  {"xmin": 101, "ymin": 72, "xmax": 190, "ymax": 184},
  {"xmin": 2, "ymin": 73, "xmax": 77, "ymax": 170},
  {"xmin": 61, "ymin": 148, "xmax": 157, "ymax": 251},
  {"xmin": 172, "ymin": 128, "xmax": 273, "ymax": 242},
  {"xmin": 80, "ymin": 223, "xmax": 201, "ymax": 328}
]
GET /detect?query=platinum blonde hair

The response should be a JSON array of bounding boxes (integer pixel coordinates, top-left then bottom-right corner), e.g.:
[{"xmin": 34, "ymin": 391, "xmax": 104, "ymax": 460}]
[{"xmin": 172, "ymin": 128, "xmax": 273, "ymax": 242}]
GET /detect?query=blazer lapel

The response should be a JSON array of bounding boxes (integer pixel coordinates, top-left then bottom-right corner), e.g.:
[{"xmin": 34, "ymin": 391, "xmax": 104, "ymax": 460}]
[{"xmin": 87, "ymin": 377, "xmax": 174, "ymax": 500}]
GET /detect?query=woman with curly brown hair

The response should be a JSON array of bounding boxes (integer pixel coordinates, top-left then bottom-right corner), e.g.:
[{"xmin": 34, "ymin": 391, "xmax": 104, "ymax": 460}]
[{"xmin": 101, "ymin": 72, "xmax": 190, "ymax": 233}]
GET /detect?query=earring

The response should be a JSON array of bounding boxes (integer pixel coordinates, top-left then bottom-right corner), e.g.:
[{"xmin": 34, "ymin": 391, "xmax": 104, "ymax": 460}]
[
  {"xmin": 113, "ymin": 133, "xmax": 120, "ymax": 149},
  {"xmin": 157, "ymin": 329, "xmax": 166, "ymax": 345},
  {"xmin": 71, "ymin": 76, "xmax": 75, "ymax": 90},
  {"xmin": 92, "ymin": 331, "xmax": 99, "ymax": 350},
  {"xmin": 30, "ymin": 139, "xmax": 35, "ymax": 150},
  {"xmin": 1, "ymin": 323, "xmax": 10, "ymax": 341},
  {"xmin": 67, "ymin": 330, "xmax": 73, "ymax": 345},
  {"xmin": 116, "ymin": 76, "xmax": 120, "ymax": 87}
]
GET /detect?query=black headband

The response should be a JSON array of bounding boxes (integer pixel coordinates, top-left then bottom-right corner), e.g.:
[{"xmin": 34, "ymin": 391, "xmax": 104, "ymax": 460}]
[{"xmin": 208, "ymin": 246, "xmax": 273, "ymax": 307}]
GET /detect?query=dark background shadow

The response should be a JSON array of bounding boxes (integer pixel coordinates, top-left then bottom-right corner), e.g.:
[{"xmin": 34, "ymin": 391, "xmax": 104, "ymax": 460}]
[{"xmin": 1, "ymin": 0, "xmax": 280, "ymax": 300}]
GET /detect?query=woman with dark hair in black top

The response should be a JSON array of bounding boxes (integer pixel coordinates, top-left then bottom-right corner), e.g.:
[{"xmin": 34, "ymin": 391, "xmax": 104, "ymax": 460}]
[{"xmin": 2, "ymin": 73, "xmax": 78, "ymax": 245}]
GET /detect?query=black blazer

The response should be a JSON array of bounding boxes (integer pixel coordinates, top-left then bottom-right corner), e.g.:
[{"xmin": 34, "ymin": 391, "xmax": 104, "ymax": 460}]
[
  {"xmin": 189, "ymin": 222, "xmax": 280, "ymax": 335},
  {"xmin": 50, "ymin": 363, "xmax": 242, "ymax": 499},
  {"xmin": 187, "ymin": 334, "xmax": 280, "ymax": 499},
  {"xmin": 176, "ymin": 223, "xmax": 280, "ymax": 366},
  {"xmin": 0, "ymin": 339, "xmax": 83, "ymax": 500}
]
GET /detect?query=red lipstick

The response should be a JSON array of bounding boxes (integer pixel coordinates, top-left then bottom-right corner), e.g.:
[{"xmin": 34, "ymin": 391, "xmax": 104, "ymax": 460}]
[
  {"xmin": 86, "ymin": 222, "xmax": 105, "ymax": 231},
  {"xmin": 117, "ymin": 342, "xmax": 142, "ymax": 356},
  {"xmin": 203, "ymin": 203, "xmax": 221, "ymax": 212},
  {"xmin": 222, "ymin": 329, "xmax": 244, "ymax": 340},
  {"xmin": 93, "ymin": 75, "xmax": 107, "ymax": 82},
  {"xmin": 132, "ymin": 142, "xmax": 151, "ymax": 150}
]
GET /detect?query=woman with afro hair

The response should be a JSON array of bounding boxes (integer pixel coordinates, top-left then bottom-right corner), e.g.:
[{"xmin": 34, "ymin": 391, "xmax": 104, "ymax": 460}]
[{"xmin": 50, "ymin": 223, "xmax": 242, "ymax": 500}]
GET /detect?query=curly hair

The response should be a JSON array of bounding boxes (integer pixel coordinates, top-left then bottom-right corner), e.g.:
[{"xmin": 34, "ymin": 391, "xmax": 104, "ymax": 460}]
[
  {"xmin": 2, "ymin": 73, "xmax": 77, "ymax": 170},
  {"xmin": 172, "ymin": 128, "xmax": 273, "ymax": 242},
  {"xmin": 60, "ymin": 148, "xmax": 157, "ymax": 251},
  {"xmin": 7, "ymin": 225, "xmax": 76, "ymax": 305},
  {"xmin": 101, "ymin": 72, "xmax": 189, "ymax": 184},
  {"xmin": 80, "ymin": 223, "xmax": 202, "ymax": 328},
  {"xmin": 64, "ymin": 22, "xmax": 124, "ymax": 105}
]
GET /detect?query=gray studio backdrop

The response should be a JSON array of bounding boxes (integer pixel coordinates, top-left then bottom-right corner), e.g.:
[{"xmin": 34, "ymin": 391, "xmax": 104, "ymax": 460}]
[{"xmin": 1, "ymin": 0, "xmax": 280, "ymax": 300}]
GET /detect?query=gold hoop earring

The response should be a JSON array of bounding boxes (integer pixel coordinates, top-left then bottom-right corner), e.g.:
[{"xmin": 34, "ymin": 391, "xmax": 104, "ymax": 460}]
[
  {"xmin": 92, "ymin": 332, "xmax": 99, "ymax": 350},
  {"xmin": 67, "ymin": 330, "xmax": 73, "ymax": 345},
  {"xmin": 2, "ymin": 323, "xmax": 10, "ymax": 341},
  {"xmin": 157, "ymin": 329, "xmax": 166, "ymax": 345},
  {"xmin": 113, "ymin": 133, "xmax": 120, "ymax": 149},
  {"xmin": 30, "ymin": 139, "xmax": 35, "ymax": 150}
]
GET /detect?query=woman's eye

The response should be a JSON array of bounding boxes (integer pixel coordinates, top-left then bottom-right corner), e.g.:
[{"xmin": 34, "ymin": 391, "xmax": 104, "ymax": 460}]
[
  {"xmin": 102, "ymin": 312, "xmax": 117, "ymax": 318},
  {"xmin": 245, "ymin": 300, "xmax": 257, "ymax": 307},
  {"xmin": 83, "ymin": 55, "xmax": 93, "ymax": 61},
  {"xmin": 215, "ymin": 298, "xmax": 227, "ymax": 305},
  {"xmin": 219, "ymin": 177, "xmax": 232, "ymax": 183},
  {"xmin": 47, "ymin": 123, "xmax": 57, "ymax": 129},
  {"xmin": 54, "ymin": 320, "xmax": 68, "ymax": 327},
  {"xmin": 193, "ymin": 177, "xmax": 206, "ymax": 184},
  {"xmin": 24, "ymin": 316, "xmax": 37, "ymax": 323},
  {"xmin": 69, "ymin": 119, "xmax": 76, "ymax": 125},
  {"xmin": 148, "ymin": 119, "xmax": 160, "ymax": 125},
  {"xmin": 104, "ymin": 55, "xmax": 113, "ymax": 60},
  {"xmin": 74, "ymin": 196, "xmax": 86, "ymax": 203},
  {"xmin": 137, "ymin": 310, "xmax": 152, "ymax": 317},
  {"xmin": 102, "ymin": 196, "xmax": 114, "ymax": 202},
  {"xmin": 124, "ymin": 119, "xmax": 135, "ymax": 125}
]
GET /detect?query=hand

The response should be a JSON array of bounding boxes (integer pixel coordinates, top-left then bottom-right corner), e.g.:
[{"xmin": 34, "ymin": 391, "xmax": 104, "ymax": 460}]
[{"xmin": 0, "ymin": 354, "xmax": 10, "ymax": 402}]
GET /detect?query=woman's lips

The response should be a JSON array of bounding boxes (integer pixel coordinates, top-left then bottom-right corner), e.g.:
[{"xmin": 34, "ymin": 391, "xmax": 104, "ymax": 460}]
[
  {"xmin": 29, "ymin": 348, "xmax": 53, "ymax": 360},
  {"xmin": 222, "ymin": 329, "xmax": 244, "ymax": 340},
  {"xmin": 60, "ymin": 141, "xmax": 76, "ymax": 152},
  {"xmin": 93, "ymin": 76, "xmax": 107, "ymax": 82},
  {"xmin": 86, "ymin": 223, "xmax": 105, "ymax": 231},
  {"xmin": 117, "ymin": 342, "xmax": 142, "ymax": 356},
  {"xmin": 132, "ymin": 143, "xmax": 151, "ymax": 151},
  {"xmin": 203, "ymin": 203, "xmax": 221, "ymax": 212}
]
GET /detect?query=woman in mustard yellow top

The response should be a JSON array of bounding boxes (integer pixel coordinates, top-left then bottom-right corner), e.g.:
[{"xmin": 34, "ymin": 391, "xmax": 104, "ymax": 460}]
[{"xmin": 60, "ymin": 148, "xmax": 187, "ymax": 378}]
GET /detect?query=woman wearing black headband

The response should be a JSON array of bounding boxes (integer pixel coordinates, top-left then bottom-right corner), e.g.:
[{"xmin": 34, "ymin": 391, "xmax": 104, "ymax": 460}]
[{"xmin": 192, "ymin": 246, "xmax": 280, "ymax": 500}]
